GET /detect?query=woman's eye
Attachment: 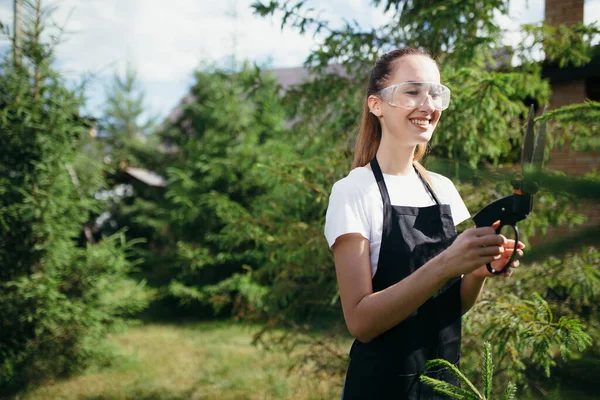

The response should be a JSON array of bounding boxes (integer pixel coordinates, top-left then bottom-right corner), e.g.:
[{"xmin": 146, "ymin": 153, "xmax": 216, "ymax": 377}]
[{"xmin": 405, "ymin": 90, "xmax": 420, "ymax": 95}]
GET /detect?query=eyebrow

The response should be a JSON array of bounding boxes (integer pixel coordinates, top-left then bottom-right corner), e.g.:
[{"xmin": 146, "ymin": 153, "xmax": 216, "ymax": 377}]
[{"xmin": 401, "ymin": 82, "xmax": 443, "ymax": 89}]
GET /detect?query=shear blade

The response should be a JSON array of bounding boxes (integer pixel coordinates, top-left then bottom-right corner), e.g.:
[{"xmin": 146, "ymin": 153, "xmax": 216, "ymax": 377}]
[
  {"xmin": 531, "ymin": 105, "xmax": 547, "ymax": 168},
  {"xmin": 521, "ymin": 104, "xmax": 536, "ymax": 170}
]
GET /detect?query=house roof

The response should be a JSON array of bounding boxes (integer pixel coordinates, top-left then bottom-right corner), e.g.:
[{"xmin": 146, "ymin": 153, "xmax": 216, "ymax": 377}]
[
  {"xmin": 125, "ymin": 167, "xmax": 167, "ymax": 187},
  {"xmin": 164, "ymin": 64, "xmax": 347, "ymax": 125}
]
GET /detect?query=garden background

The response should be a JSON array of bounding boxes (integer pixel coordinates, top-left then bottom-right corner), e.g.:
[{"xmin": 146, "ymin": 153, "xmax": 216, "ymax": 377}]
[{"xmin": 1, "ymin": 0, "xmax": 599, "ymax": 399}]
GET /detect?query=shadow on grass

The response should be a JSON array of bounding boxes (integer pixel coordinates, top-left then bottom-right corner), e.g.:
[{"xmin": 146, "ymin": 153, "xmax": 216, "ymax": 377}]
[
  {"xmin": 133, "ymin": 294, "xmax": 220, "ymax": 324},
  {"xmin": 79, "ymin": 375, "xmax": 212, "ymax": 400},
  {"xmin": 81, "ymin": 387, "xmax": 196, "ymax": 400}
]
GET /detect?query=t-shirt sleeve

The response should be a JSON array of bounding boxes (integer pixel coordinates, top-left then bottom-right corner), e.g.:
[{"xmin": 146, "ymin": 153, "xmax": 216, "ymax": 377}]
[
  {"xmin": 431, "ymin": 173, "xmax": 471, "ymax": 226},
  {"xmin": 444, "ymin": 179, "xmax": 471, "ymax": 226},
  {"xmin": 324, "ymin": 179, "xmax": 370, "ymax": 249}
]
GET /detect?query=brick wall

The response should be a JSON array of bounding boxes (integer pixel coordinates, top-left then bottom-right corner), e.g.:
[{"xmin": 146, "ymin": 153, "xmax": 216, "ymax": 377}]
[
  {"xmin": 544, "ymin": 0, "xmax": 598, "ymax": 175},
  {"xmin": 547, "ymin": 80, "xmax": 599, "ymax": 175},
  {"xmin": 548, "ymin": 80, "xmax": 586, "ymax": 109},
  {"xmin": 544, "ymin": 0, "xmax": 589, "ymax": 174},
  {"xmin": 530, "ymin": 0, "xmax": 599, "ymax": 246},
  {"xmin": 545, "ymin": 0, "xmax": 584, "ymax": 27}
]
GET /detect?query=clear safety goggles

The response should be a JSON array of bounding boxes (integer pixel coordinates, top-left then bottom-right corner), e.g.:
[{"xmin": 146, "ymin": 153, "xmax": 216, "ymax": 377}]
[{"xmin": 375, "ymin": 81, "xmax": 451, "ymax": 111}]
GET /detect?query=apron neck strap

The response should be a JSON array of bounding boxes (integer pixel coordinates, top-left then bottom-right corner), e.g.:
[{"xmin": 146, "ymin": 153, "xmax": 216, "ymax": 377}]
[
  {"xmin": 370, "ymin": 157, "xmax": 392, "ymax": 207},
  {"xmin": 414, "ymin": 165, "xmax": 441, "ymax": 205}
]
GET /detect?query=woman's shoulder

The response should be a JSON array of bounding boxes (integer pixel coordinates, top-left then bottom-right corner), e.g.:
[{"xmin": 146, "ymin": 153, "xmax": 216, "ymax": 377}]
[
  {"xmin": 427, "ymin": 170, "xmax": 457, "ymax": 191},
  {"xmin": 426, "ymin": 170, "xmax": 471, "ymax": 223},
  {"xmin": 331, "ymin": 167, "xmax": 376, "ymax": 193},
  {"xmin": 328, "ymin": 168, "xmax": 380, "ymax": 206}
]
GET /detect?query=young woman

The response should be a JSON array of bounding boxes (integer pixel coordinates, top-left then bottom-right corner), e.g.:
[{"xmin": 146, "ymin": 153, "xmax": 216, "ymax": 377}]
[{"xmin": 324, "ymin": 48, "xmax": 525, "ymax": 399}]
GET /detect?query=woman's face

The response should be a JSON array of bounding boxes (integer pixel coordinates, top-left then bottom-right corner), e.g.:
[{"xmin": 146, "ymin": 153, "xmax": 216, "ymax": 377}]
[{"xmin": 370, "ymin": 55, "xmax": 442, "ymax": 146}]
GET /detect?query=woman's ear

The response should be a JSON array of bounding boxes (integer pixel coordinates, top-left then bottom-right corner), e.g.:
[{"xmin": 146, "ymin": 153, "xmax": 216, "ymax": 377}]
[{"xmin": 367, "ymin": 95, "xmax": 382, "ymax": 117}]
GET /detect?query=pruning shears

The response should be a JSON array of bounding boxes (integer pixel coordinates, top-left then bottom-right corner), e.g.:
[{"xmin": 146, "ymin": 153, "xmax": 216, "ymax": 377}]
[{"xmin": 472, "ymin": 104, "xmax": 547, "ymax": 275}]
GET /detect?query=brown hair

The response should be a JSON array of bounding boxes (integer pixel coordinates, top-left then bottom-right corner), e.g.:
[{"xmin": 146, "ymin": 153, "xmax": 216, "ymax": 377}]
[{"xmin": 351, "ymin": 48, "xmax": 436, "ymax": 185}]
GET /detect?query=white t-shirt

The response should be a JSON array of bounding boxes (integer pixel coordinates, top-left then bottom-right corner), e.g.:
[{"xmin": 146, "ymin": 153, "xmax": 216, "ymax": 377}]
[{"xmin": 324, "ymin": 166, "xmax": 471, "ymax": 277}]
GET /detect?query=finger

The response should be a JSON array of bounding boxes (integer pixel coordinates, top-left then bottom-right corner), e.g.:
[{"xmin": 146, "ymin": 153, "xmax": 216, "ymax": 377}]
[
  {"xmin": 503, "ymin": 239, "xmax": 525, "ymax": 249},
  {"xmin": 478, "ymin": 246, "xmax": 504, "ymax": 257},
  {"xmin": 503, "ymin": 239, "xmax": 516, "ymax": 248},
  {"xmin": 481, "ymin": 255, "xmax": 501, "ymax": 266},
  {"xmin": 475, "ymin": 234, "xmax": 506, "ymax": 247},
  {"xmin": 500, "ymin": 248, "xmax": 522, "ymax": 256},
  {"xmin": 472, "ymin": 226, "xmax": 497, "ymax": 237},
  {"xmin": 491, "ymin": 220, "xmax": 501, "ymax": 230},
  {"xmin": 511, "ymin": 260, "xmax": 520, "ymax": 268}
]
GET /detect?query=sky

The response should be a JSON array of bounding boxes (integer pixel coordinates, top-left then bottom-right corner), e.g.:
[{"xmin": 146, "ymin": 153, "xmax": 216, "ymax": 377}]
[{"xmin": 0, "ymin": 0, "xmax": 598, "ymax": 121}]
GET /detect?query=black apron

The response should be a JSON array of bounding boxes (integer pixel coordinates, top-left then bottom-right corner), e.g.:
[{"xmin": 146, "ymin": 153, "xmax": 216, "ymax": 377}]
[{"xmin": 341, "ymin": 157, "xmax": 462, "ymax": 400}]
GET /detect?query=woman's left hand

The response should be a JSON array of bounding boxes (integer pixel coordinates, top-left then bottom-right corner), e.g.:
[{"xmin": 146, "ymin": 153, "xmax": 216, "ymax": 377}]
[{"xmin": 470, "ymin": 238, "xmax": 525, "ymax": 279}]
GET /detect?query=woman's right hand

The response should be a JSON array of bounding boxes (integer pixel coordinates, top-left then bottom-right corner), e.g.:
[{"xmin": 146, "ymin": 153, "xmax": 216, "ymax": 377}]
[{"xmin": 440, "ymin": 227, "xmax": 506, "ymax": 278}]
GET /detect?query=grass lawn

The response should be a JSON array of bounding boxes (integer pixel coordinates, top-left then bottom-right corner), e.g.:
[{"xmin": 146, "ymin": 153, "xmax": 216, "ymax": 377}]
[
  {"xmin": 16, "ymin": 321, "xmax": 598, "ymax": 399},
  {"xmin": 20, "ymin": 321, "xmax": 347, "ymax": 400}
]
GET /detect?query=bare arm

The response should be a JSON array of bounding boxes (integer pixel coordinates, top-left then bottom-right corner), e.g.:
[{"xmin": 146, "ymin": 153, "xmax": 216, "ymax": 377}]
[
  {"xmin": 333, "ymin": 233, "xmax": 450, "ymax": 343},
  {"xmin": 460, "ymin": 274, "xmax": 487, "ymax": 315},
  {"xmin": 334, "ymin": 227, "xmax": 507, "ymax": 343}
]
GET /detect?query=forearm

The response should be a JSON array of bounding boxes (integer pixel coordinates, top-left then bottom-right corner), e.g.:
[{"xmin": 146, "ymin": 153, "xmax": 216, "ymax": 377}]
[
  {"xmin": 460, "ymin": 271, "xmax": 487, "ymax": 315},
  {"xmin": 350, "ymin": 254, "xmax": 451, "ymax": 343}
]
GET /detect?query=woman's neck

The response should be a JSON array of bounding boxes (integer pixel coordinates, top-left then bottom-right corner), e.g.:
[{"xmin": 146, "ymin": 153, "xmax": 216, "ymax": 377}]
[{"xmin": 375, "ymin": 134, "xmax": 417, "ymax": 176}]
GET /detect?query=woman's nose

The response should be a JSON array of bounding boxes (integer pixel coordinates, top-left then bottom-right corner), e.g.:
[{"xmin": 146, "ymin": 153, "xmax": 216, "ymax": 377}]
[{"xmin": 417, "ymin": 94, "xmax": 437, "ymax": 112}]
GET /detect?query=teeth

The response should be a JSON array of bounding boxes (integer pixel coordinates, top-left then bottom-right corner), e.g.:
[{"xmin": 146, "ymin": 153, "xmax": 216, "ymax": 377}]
[{"xmin": 410, "ymin": 119, "xmax": 430, "ymax": 126}]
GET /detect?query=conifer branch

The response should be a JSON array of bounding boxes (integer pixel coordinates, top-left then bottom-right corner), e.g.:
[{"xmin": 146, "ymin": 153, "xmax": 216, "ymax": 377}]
[
  {"xmin": 482, "ymin": 342, "xmax": 493, "ymax": 399},
  {"xmin": 419, "ymin": 375, "xmax": 482, "ymax": 399},
  {"xmin": 499, "ymin": 383, "xmax": 517, "ymax": 400},
  {"xmin": 423, "ymin": 358, "xmax": 482, "ymax": 397}
]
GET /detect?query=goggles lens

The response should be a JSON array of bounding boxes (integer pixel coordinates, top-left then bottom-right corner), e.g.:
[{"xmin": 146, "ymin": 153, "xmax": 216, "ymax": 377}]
[{"xmin": 376, "ymin": 82, "xmax": 451, "ymax": 111}]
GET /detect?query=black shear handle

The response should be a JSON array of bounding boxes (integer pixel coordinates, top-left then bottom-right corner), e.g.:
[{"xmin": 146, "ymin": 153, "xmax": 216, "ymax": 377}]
[{"xmin": 486, "ymin": 223, "xmax": 519, "ymax": 275}]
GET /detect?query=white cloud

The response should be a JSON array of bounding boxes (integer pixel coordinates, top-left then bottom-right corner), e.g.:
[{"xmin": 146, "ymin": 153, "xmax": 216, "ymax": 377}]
[
  {"xmin": 0, "ymin": 0, "xmax": 598, "ymax": 119},
  {"xmin": 45, "ymin": 0, "xmax": 321, "ymax": 117},
  {"xmin": 585, "ymin": 0, "xmax": 600, "ymax": 25}
]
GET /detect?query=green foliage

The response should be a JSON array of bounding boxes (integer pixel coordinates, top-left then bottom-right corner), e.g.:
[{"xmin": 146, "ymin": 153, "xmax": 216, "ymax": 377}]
[
  {"xmin": 253, "ymin": 0, "xmax": 509, "ymax": 68},
  {"xmin": 483, "ymin": 341, "xmax": 493, "ymax": 399},
  {"xmin": 434, "ymin": 68, "xmax": 550, "ymax": 166},
  {"xmin": 518, "ymin": 23, "xmax": 600, "ymax": 69},
  {"xmin": 462, "ymin": 247, "xmax": 598, "ymax": 394},
  {"xmin": 84, "ymin": 0, "xmax": 599, "ymax": 396},
  {"xmin": 246, "ymin": 0, "xmax": 600, "ymax": 396},
  {"xmin": 100, "ymin": 63, "xmax": 159, "ymax": 169},
  {"xmin": 480, "ymin": 293, "xmax": 592, "ymax": 378},
  {"xmin": 151, "ymin": 64, "xmax": 291, "ymax": 314},
  {"xmin": 0, "ymin": 3, "xmax": 150, "ymax": 392},
  {"xmin": 420, "ymin": 342, "xmax": 516, "ymax": 399},
  {"xmin": 538, "ymin": 101, "xmax": 600, "ymax": 152},
  {"xmin": 90, "ymin": 64, "xmax": 170, "ymax": 299}
]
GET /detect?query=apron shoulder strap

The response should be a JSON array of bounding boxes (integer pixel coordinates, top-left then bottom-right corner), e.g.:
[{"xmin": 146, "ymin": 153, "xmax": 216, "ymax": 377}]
[
  {"xmin": 414, "ymin": 166, "xmax": 441, "ymax": 205},
  {"xmin": 370, "ymin": 157, "xmax": 391, "ymax": 207}
]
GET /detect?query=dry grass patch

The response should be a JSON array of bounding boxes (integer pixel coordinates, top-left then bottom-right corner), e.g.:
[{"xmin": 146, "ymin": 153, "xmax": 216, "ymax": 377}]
[{"xmin": 20, "ymin": 321, "xmax": 346, "ymax": 400}]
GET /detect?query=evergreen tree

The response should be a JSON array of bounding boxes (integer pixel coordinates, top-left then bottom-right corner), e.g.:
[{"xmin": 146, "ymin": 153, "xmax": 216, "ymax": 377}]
[
  {"xmin": 100, "ymin": 64, "xmax": 158, "ymax": 170},
  {"xmin": 157, "ymin": 64, "xmax": 288, "ymax": 315},
  {"xmin": 91, "ymin": 64, "xmax": 166, "ymax": 275},
  {"xmin": 0, "ymin": 1, "xmax": 150, "ymax": 392}
]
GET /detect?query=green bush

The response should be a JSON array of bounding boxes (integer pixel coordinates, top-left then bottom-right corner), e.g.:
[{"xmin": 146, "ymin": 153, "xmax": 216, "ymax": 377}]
[{"xmin": 0, "ymin": 4, "xmax": 151, "ymax": 392}]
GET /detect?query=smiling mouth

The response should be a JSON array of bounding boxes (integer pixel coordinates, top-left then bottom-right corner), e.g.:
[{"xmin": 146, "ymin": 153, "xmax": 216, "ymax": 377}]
[{"xmin": 410, "ymin": 118, "xmax": 431, "ymax": 127}]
